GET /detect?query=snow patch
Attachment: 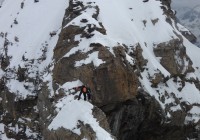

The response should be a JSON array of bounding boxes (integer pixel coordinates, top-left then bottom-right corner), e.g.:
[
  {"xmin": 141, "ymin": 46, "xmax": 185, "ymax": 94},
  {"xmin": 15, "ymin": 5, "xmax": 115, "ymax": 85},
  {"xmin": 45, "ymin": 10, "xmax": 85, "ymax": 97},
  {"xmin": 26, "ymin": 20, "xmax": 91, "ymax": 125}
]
[
  {"xmin": 75, "ymin": 51, "xmax": 105, "ymax": 67},
  {"xmin": 48, "ymin": 95, "xmax": 114, "ymax": 140}
]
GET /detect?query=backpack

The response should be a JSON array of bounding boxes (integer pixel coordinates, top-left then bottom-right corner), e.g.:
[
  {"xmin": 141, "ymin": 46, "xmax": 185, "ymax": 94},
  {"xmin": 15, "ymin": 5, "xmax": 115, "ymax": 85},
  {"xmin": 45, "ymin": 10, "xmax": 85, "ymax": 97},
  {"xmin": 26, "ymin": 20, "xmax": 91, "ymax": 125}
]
[{"xmin": 82, "ymin": 87, "xmax": 87, "ymax": 93}]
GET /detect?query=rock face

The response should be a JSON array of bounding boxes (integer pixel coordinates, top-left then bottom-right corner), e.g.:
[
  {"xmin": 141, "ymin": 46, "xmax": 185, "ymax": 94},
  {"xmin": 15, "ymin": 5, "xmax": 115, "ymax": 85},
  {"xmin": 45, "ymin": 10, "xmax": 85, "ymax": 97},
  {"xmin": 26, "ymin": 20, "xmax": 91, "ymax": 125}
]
[
  {"xmin": 53, "ymin": 46, "xmax": 139, "ymax": 106},
  {"xmin": 153, "ymin": 39, "xmax": 194, "ymax": 75},
  {"xmin": 53, "ymin": 1, "xmax": 140, "ymax": 106},
  {"xmin": 103, "ymin": 90, "xmax": 199, "ymax": 140},
  {"xmin": 0, "ymin": 88, "xmax": 40, "ymax": 139},
  {"xmin": 180, "ymin": 30, "xmax": 197, "ymax": 44}
]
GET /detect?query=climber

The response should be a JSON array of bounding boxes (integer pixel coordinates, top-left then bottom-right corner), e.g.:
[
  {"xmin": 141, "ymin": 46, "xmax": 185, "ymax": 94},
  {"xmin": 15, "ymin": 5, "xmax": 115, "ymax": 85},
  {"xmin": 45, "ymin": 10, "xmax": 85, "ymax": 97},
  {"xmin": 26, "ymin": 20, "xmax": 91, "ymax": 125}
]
[{"xmin": 73, "ymin": 85, "xmax": 91, "ymax": 101}]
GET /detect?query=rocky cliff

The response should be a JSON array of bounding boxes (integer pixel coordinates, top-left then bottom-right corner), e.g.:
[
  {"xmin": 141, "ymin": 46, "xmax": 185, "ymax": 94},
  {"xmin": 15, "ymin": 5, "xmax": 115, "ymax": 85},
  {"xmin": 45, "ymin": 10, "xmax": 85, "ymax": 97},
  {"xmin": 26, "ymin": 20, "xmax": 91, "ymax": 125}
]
[{"xmin": 0, "ymin": 0, "xmax": 200, "ymax": 140}]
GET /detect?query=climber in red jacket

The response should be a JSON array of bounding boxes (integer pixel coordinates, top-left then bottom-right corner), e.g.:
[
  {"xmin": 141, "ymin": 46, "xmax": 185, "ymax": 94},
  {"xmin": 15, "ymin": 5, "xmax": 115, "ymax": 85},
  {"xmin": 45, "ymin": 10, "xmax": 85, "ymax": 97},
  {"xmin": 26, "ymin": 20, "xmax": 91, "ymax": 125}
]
[{"xmin": 73, "ymin": 85, "xmax": 91, "ymax": 101}]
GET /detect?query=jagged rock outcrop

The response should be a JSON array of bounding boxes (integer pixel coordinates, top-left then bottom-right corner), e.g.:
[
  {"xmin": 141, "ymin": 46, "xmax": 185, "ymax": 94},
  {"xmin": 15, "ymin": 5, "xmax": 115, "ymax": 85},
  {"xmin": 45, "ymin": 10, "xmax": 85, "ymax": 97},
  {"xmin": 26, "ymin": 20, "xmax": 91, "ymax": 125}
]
[
  {"xmin": 153, "ymin": 39, "xmax": 194, "ymax": 76},
  {"xmin": 0, "ymin": 88, "xmax": 40, "ymax": 139},
  {"xmin": 103, "ymin": 90, "xmax": 199, "ymax": 140},
  {"xmin": 180, "ymin": 30, "xmax": 197, "ymax": 44},
  {"xmin": 45, "ymin": 123, "xmax": 98, "ymax": 140}
]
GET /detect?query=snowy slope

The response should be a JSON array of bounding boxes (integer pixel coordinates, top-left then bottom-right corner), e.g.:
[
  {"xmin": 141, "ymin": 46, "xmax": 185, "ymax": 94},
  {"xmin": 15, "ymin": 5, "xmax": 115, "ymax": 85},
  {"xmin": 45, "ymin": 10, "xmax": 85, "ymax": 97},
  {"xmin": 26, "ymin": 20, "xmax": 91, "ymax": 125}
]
[
  {"xmin": 45, "ymin": 80, "xmax": 114, "ymax": 140},
  {"xmin": 49, "ymin": 95, "xmax": 113, "ymax": 139},
  {"xmin": 48, "ymin": 81, "xmax": 114, "ymax": 140},
  {"xmin": 63, "ymin": 0, "xmax": 176, "ymax": 76},
  {"xmin": 0, "ymin": 0, "xmax": 68, "ymax": 139},
  {"xmin": 0, "ymin": 0, "xmax": 68, "ymax": 98}
]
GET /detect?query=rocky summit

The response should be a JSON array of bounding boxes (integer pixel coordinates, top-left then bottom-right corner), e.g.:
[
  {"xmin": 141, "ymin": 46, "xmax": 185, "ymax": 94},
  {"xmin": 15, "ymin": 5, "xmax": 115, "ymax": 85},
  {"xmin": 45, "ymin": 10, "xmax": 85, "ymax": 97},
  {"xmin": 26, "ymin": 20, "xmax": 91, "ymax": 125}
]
[{"xmin": 0, "ymin": 0, "xmax": 200, "ymax": 140}]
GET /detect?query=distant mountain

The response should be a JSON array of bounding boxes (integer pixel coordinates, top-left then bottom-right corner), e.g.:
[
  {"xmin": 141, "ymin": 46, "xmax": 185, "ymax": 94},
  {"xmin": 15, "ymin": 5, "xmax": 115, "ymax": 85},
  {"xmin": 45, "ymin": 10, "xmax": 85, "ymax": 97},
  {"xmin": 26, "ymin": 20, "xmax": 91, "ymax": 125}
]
[{"xmin": 173, "ymin": 5, "xmax": 200, "ymax": 47}]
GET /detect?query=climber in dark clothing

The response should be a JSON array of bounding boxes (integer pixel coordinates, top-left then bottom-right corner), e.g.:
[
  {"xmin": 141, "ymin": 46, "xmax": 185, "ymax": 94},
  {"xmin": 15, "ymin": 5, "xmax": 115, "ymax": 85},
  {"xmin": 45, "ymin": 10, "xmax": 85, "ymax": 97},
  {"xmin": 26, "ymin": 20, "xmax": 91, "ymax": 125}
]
[{"xmin": 73, "ymin": 85, "xmax": 91, "ymax": 101}]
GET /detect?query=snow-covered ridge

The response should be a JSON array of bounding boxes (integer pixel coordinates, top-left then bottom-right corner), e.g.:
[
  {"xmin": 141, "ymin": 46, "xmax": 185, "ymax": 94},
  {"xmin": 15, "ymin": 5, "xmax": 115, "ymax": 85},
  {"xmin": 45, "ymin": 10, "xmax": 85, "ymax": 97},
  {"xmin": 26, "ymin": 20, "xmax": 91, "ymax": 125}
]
[
  {"xmin": 47, "ymin": 80, "xmax": 114, "ymax": 140},
  {"xmin": 61, "ymin": 0, "xmax": 200, "ymax": 124},
  {"xmin": 48, "ymin": 95, "xmax": 114, "ymax": 140}
]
